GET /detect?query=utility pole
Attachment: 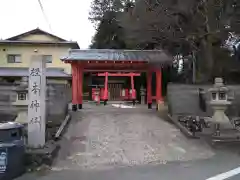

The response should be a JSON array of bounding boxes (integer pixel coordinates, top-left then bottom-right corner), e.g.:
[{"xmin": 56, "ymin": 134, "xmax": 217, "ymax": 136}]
[{"xmin": 37, "ymin": 0, "xmax": 52, "ymax": 32}]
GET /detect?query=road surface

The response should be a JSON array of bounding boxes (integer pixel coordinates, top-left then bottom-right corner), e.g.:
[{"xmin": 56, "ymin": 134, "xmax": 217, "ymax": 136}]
[{"xmin": 17, "ymin": 105, "xmax": 240, "ymax": 180}]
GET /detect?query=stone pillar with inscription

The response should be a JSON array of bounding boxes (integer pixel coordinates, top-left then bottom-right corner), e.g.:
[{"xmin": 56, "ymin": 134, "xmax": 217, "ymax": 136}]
[{"xmin": 28, "ymin": 55, "xmax": 46, "ymax": 148}]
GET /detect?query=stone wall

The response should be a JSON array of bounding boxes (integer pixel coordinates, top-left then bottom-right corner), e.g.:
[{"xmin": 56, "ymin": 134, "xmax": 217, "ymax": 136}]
[
  {"xmin": 0, "ymin": 84, "xmax": 18, "ymax": 121},
  {"xmin": 0, "ymin": 83, "xmax": 71, "ymax": 123},
  {"xmin": 47, "ymin": 83, "xmax": 71, "ymax": 125},
  {"xmin": 167, "ymin": 83, "xmax": 240, "ymax": 117}
]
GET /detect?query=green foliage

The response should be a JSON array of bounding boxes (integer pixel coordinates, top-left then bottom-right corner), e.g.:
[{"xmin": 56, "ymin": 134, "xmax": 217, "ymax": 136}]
[
  {"xmin": 120, "ymin": 0, "xmax": 239, "ymax": 81},
  {"xmin": 89, "ymin": 0, "xmax": 128, "ymax": 22},
  {"xmin": 90, "ymin": 11, "xmax": 126, "ymax": 49},
  {"xmin": 89, "ymin": 0, "xmax": 240, "ymax": 82},
  {"xmin": 89, "ymin": 0, "xmax": 136, "ymax": 49},
  {"xmin": 121, "ymin": 0, "xmax": 237, "ymax": 51}
]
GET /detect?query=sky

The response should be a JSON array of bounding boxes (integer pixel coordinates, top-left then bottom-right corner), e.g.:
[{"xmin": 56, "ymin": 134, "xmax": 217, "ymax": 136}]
[{"xmin": 0, "ymin": 0, "xmax": 96, "ymax": 49}]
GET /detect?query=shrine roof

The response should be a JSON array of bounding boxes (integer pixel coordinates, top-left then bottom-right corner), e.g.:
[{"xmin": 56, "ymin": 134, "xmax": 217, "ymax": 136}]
[{"xmin": 61, "ymin": 49, "xmax": 173, "ymax": 64}]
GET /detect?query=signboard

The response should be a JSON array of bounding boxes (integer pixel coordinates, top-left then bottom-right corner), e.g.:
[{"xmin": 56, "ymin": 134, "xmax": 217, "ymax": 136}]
[
  {"xmin": 28, "ymin": 55, "xmax": 46, "ymax": 148},
  {"xmin": 0, "ymin": 150, "xmax": 7, "ymax": 173}
]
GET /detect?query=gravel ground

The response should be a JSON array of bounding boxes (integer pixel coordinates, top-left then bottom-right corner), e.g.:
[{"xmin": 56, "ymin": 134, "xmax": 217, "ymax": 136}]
[{"xmin": 52, "ymin": 105, "xmax": 214, "ymax": 171}]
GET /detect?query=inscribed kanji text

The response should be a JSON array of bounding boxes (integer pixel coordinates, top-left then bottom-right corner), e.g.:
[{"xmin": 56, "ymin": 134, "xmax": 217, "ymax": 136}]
[
  {"xmin": 29, "ymin": 116, "xmax": 42, "ymax": 130},
  {"xmin": 31, "ymin": 82, "xmax": 40, "ymax": 96},
  {"xmin": 30, "ymin": 100, "xmax": 40, "ymax": 112},
  {"xmin": 30, "ymin": 68, "xmax": 41, "ymax": 76}
]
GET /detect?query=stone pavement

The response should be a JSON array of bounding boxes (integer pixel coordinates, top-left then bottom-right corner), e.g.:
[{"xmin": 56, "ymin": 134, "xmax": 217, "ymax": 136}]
[
  {"xmin": 51, "ymin": 104, "xmax": 214, "ymax": 171},
  {"xmin": 17, "ymin": 104, "xmax": 240, "ymax": 180}
]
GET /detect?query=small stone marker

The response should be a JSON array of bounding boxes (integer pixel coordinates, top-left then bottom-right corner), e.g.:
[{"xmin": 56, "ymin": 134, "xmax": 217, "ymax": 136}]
[{"xmin": 28, "ymin": 55, "xmax": 46, "ymax": 148}]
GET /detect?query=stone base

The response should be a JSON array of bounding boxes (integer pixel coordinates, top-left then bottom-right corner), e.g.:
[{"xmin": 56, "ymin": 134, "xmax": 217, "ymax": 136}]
[
  {"xmin": 104, "ymin": 100, "xmax": 107, "ymax": 106},
  {"xmin": 78, "ymin": 104, "xmax": 82, "ymax": 109},
  {"xmin": 156, "ymin": 101, "xmax": 164, "ymax": 111},
  {"xmin": 148, "ymin": 103, "xmax": 152, "ymax": 109},
  {"xmin": 72, "ymin": 104, "xmax": 77, "ymax": 111},
  {"xmin": 25, "ymin": 140, "xmax": 60, "ymax": 168},
  {"xmin": 133, "ymin": 100, "xmax": 136, "ymax": 106}
]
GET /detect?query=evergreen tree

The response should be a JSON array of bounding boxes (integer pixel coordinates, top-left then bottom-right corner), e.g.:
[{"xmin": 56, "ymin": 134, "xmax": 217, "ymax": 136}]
[
  {"xmin": 90, "ymin": 11, "xmax": 126, "ymax": 49},
  {"xmin": 120, "ymin": 0, "xmax": 240, "ymax": 82}
]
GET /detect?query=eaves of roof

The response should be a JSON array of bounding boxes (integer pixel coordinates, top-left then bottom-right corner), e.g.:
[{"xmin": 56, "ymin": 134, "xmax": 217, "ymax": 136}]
[
  {"xmin": 0, "ymin": 40, "xmax": 80, "ymax": 49},
  {"xmin": 61, "ymin": 49, "xmax": 173, "ymax": 65},
  {"xmin": 0, "ymin": 67, "xmax": 71, "ymax": 78}
]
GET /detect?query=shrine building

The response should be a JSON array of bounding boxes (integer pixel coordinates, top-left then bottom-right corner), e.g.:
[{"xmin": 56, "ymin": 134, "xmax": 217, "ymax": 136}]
[{"xmin": 61, "ymin": 49, "xmax": 172, "ymax": 111}]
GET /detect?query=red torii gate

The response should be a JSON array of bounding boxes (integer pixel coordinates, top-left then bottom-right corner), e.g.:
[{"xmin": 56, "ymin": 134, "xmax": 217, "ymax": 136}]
[
  {"xmin": 61, "ymin": 49, "xmax": 172, "ymax": 111},
  {"xmin": 97, "ymin": 72, "xmax": 141, "ymax": 104}
]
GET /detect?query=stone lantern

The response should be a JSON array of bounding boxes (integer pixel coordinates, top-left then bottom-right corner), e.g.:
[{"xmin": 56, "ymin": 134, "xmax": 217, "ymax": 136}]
[
  {"xmin": 140, "ymin": 85, "xmax": 146, "ymax": 105},
  {"xmin": 12, "ymin": 77, "xmax": 28, "ymax": 125},
  {"xmin": 208, "ymin": 78, "xmax": 232, "ymax": 134}
]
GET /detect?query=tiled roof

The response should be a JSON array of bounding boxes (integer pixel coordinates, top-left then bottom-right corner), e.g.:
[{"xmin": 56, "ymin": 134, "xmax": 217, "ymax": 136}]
[
  {"xmin": 61, "ymin": 49, "xmax": 173, "ymax": 64},
  {"xmin": 2, "ymin": 28, "xmax": 80, "ymax": 49},
  {"xmin": 6, "ymin": 28, "xmax": 66, "ymax": 41},
  {"xmin": 0, "ymin": 67, "xmax": 70, "ymax": 78}
]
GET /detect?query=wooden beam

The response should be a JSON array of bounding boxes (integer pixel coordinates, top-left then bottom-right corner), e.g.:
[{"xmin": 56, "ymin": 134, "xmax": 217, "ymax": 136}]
[
  {"xmin": 97, "ymin": 72, "xmax": 141, "ymax": 77},
  {"xmin": 64, "ymin": 60, "xmax": 149, "ymax": 65},
  {"xmin": 84, "ymin": 69, "xmax": 147, "ymax": 72}
]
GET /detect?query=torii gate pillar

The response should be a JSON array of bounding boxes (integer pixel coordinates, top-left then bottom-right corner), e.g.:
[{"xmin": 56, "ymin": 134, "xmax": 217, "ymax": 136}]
[
  {"xmin": 155, "ymin": 68, "xmax": 163, "ymax": 110},
  {"xmin": 72, "ymin": 63, "xmax": 83, "ymax": 111}
]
